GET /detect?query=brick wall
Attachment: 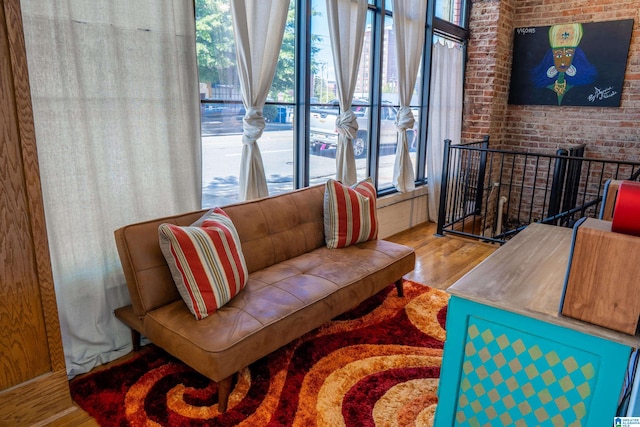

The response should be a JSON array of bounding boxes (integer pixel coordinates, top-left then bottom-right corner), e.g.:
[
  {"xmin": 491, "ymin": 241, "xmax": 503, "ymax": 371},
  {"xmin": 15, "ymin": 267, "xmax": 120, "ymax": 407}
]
[
  {"xmin": 463, "ymin": 0, "xmax": 640, "ymax": 161},
  {"xmin": 455, "ymin": 1, "xmax": 639, "ymax": 236},
  {"xmin": 462, "ymin": 0, "xmax": 513, "ymax": 145}
]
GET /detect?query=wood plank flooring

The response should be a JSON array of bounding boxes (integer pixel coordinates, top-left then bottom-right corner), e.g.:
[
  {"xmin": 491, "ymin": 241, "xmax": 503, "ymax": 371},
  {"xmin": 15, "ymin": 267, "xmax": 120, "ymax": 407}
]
[
  {"xmin": 46, "ymin": 221, "xmax": 497, "ymax": 426},
  {"xmin": 387, "ymin": 222, "xmax": 498, "ymax": 290}
]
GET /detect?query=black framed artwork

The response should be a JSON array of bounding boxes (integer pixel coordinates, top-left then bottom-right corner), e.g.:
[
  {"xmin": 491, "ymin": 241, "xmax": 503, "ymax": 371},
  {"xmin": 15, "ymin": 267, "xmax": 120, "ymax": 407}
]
[{"xmin": 508, "ymin": 19, "xmax": 634, "ymax": 107}]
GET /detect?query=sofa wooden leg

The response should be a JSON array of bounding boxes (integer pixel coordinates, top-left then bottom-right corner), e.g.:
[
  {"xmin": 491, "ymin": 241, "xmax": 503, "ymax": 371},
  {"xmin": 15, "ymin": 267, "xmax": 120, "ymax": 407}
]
[
  {"xmin": 131, "ymin": 329, "xmax": 141, "ymax": 352},
  {"xmin": 217, "ymin": 375, "xmax": 234, "ymax": 413},
  {"xmin": 395, "ymin": 278, "xmax": 404, "ymax": 297}
]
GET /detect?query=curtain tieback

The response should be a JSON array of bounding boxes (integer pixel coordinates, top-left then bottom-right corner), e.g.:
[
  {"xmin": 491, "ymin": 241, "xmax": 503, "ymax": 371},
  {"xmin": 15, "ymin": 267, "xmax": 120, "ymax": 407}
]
[
  {"xmin": 335, "ymin": 109, "xmax": 358, "ymax": 139},
  {"xmin": 242, "ymin": 107, "xmax": 265, "ymax": 145},
  {"xmin": 395, "ymin": 106, "xmax": 415, "ymax": 132}
]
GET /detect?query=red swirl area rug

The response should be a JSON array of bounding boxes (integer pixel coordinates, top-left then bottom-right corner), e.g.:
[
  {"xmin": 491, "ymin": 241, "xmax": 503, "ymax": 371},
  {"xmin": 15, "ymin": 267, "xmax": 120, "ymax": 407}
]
[{"xmin": 70, "ymin": 280, "xmax": 449, "ymax": 426}]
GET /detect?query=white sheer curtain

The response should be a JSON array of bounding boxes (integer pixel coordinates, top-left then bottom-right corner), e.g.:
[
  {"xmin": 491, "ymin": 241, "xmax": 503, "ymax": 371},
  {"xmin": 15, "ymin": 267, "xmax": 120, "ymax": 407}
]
[
  {"xmin": 427, "ymin": 39, "xmax": 464, "ymax": 221},
  {"xmin": 391, "ymin": 0, "xmax": 427, "ymax": 192},
  {"xmin": 231, "ymin": 0, "xmax": 290, "ymax": 200},
  {"xmin": 326, "ymin": 0, "xmax": 367, "ymax": 185},
  {"xmin": 21, "ymin": 0, "xmax": 201, "ymax": 377}
]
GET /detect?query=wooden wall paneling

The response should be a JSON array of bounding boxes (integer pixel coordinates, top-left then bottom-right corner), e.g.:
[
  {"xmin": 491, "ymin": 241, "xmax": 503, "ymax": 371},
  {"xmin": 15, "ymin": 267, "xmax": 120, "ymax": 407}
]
[
  {"xmin": 0, "ymin": 0, "xmax": 50, "ymax": 390},
  {"xmin": 0, "ymin": 0, "xmax": 76, "ymax": 424},
  {"xmin": 3, "ymin": 0, "xmax": 65, "ymax": 372}
]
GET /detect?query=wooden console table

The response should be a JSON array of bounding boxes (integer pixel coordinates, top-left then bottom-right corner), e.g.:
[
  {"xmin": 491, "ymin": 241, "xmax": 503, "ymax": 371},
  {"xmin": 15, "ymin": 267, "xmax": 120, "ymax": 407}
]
[{"xmin": 434, "ymin": 223, "xmax": 639, "ymax": 426}]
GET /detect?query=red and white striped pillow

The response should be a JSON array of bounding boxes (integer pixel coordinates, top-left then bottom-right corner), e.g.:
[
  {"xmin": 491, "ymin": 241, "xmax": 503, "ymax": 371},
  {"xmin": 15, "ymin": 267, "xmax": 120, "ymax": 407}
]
[
  {"xmin": 324, "ymin": 178, "xmax": 378, "ymax": 249},
  {"xmin": 159, "ymin": 208, "xmax": 248, "ymax": 320}
]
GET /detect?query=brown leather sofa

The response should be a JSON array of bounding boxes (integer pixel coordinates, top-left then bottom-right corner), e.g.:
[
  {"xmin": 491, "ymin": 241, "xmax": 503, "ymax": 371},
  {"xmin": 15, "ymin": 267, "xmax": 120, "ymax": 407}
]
[{"xmin": 113, "ymin": 184, "xmax": 415, "ymax": 412}]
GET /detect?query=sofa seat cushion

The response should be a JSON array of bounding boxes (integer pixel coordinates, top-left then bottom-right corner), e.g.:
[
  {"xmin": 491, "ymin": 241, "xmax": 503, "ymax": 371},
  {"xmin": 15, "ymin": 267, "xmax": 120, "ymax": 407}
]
[{"xmin": 142, "ymin": 239, "xmax": 415, "ymax": 381}]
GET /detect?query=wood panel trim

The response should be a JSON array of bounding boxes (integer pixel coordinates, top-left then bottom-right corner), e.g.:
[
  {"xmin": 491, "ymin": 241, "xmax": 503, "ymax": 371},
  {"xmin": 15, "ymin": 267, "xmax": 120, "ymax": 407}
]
[
  {"xmin": 0, "ymin": 371, "xmax": 74, "ymax": 427},
  {"xmin": 3, "ymin": 0, "xmax": 66, "ymax": 371}
]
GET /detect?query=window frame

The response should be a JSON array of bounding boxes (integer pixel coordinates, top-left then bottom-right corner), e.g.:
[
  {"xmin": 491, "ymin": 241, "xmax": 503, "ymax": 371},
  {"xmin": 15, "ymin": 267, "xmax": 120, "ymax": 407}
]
[{"xmin": 195, "ymin": 0, "xmax": 470, "ymax": 203}]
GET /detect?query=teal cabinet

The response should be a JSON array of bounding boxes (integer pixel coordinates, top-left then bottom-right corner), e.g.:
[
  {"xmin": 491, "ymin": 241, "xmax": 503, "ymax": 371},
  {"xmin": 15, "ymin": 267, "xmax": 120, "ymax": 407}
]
[
  {"xmin": 435, "ymin": 296, "xmax": 630, "ymax": 426},
  {"xmin": 433, "ymin": 224, "xmax": 638, "ymax": 427}
]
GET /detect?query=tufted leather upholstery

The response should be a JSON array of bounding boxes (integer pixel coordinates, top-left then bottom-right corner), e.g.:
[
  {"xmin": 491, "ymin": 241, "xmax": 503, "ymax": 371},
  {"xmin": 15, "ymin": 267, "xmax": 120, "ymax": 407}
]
[{"xmin": 114, "ymin": 184, "xmax": 415, "ymax": 409}]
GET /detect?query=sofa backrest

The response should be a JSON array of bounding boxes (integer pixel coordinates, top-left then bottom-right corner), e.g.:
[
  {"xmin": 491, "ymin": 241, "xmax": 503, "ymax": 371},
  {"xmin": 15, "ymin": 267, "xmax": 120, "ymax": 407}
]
[{"xmin": 114, "ymin": 184, "xmax": 326, "ymax": 316}]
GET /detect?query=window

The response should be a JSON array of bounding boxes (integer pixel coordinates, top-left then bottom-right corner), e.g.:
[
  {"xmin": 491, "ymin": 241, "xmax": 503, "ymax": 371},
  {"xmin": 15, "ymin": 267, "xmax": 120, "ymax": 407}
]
[
  {"xmin": 435, "ymin": 0, "xmax": 466, "ymax": 27},
  {"xmin": 196, "ymin": 0, "xmax": 296, "ymax": 207},
  {"xmin": 308, "ymin": 0, "xmax": 371, "ymax": 185},
  {"xmin": 196, "ymin": 0, "xmax": 469, "ymax": 207}
]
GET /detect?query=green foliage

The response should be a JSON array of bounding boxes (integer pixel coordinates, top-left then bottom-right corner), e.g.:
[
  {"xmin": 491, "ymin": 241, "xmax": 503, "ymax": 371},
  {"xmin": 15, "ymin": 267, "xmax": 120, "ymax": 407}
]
[
  {"xmin": 195, "ymin": 0, "xmax": 236, "ymax": 90},
  {"xmin": 196, "ymin": 0, "xmax": 323, "ymax": 105}
]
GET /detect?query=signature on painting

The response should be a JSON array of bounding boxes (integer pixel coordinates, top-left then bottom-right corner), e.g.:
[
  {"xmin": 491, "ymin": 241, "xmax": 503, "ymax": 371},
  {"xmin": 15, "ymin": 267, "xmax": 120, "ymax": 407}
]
[{"xmin": 588, "ymin": 86, "xmax": 617, "ymax": 102}]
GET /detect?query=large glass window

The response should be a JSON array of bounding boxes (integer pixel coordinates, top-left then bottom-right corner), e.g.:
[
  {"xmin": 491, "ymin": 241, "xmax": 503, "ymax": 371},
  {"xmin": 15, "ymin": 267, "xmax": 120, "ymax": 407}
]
[
  {"xmin": 376, "ymin": 14, "xmax": 423, "ymax": 191},
  {"xmin": 196, "ymin": 0, "xmax": 469, "ymax": 207},
  {"xmin": 309, "ymin": 1, "xmax": 370, "ymax": 185},
  {"xmin": 197, "ymin": 0, "xmax": 295, "ymax": 206}
]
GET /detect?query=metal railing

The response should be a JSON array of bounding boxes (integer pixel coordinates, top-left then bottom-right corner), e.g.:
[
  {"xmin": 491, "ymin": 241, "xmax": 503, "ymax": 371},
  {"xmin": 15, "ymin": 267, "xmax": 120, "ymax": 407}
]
[{"xmin": 436, "ymin": 137, "xmax": 640, "ymax": 244}]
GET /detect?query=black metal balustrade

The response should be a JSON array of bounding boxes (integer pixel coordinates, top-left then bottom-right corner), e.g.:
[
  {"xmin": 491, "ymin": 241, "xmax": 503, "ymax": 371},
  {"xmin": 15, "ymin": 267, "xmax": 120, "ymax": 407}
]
[{"xmin": 436, "ymin": 137, "xmax": 640, "ymax": 244}]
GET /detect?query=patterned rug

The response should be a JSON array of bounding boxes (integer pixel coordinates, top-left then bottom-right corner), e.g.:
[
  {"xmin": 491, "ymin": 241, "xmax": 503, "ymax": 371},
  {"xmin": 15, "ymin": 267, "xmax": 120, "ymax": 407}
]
[{"xmin": 70, "ymin": 280, "xmax": 449, "ymax": 426}]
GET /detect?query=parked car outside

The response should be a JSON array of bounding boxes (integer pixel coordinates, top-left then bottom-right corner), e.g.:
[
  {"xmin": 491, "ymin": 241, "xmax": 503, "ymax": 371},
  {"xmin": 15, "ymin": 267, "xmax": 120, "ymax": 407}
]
[{"xmin": 309, "ymin": 100, "xmax": 418, "ymax": 158}]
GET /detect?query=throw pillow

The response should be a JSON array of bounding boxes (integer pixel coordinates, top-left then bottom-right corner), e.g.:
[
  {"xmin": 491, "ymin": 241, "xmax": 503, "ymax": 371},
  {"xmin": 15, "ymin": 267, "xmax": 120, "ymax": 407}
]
[
  {"xmin": 324, "ymin": 178, "xmax": 378, "ymax": 249},
  {"xmin": 158, "ymin": 208, "xmax": 248, "ymax": 320},
  {"xmin": 190, "ymin": 207, "xmax": 222, "ymax": 227}
]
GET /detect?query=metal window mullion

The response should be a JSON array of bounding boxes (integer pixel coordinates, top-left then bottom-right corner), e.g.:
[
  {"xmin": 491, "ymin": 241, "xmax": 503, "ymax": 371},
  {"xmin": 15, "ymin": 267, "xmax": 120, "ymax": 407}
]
[
  {"xmin": 367, "ymin": 2, "xmax": 385, "ymax": 186},
  {"xmin": 415, "ymin": 0, "xmax": 436, "ymax": 183},
  {"xmin": 294, "ymin": 0, "xmax": 311, "ymax": 189},
  {"xmin": 461, "ymin": 0, "xmax": 471, "ymax": 32}
]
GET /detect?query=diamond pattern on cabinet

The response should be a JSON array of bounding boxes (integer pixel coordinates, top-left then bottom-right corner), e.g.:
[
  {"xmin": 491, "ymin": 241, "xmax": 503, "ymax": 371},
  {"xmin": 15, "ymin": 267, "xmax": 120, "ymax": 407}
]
[{"xmin": 454, "ymin": 317, "xmax": 598, "ymax": 426}]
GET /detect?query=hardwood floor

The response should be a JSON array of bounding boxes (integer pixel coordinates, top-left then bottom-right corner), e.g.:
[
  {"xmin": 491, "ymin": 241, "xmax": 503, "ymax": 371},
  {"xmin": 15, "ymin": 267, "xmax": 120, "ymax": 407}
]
[
  {"xmin": 387, "ymin": 221, "xmax": 498, "ymax": 290},
  {"xmin": 47, "ymin": 221, "xmax": 497, "ymax": 426}
]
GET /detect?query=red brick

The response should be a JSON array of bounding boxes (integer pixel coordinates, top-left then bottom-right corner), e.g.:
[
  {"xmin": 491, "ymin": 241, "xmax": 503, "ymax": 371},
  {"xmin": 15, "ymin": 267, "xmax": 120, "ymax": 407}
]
[{"xmin": 463, "ymin": 0, "xmax": 639, "ymax": 163}]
